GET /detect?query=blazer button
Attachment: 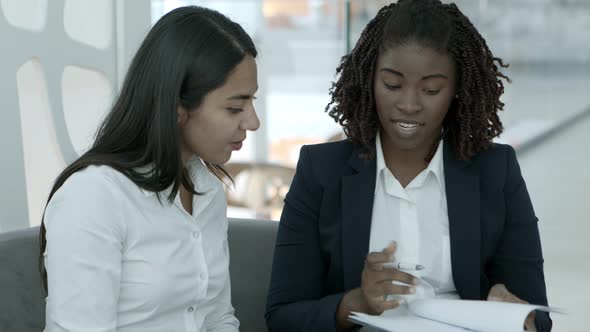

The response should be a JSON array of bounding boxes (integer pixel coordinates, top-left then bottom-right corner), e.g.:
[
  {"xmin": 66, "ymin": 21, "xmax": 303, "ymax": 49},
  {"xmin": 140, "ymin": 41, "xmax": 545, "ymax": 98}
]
[{"xmin": 187, "ymin": 306, "xmax": 194, "ymax": 313}]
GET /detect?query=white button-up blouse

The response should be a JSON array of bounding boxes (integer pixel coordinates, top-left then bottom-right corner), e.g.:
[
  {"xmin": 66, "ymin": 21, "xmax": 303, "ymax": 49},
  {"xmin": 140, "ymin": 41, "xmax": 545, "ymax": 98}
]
[{"xmin": 43, "ymin": 158, "xmax": 238, "ymax": 332}]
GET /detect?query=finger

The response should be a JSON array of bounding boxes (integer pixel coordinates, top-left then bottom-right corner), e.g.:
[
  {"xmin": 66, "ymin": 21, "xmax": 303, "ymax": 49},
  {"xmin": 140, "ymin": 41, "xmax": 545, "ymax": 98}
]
[
  {"xmin": 525, "ymin": 312, "xmax": 537, "ymax": 331},
  {"xmin": 376, "ymin": 268, "xmax": 420, "ymax": 285},
  {"xmin": 378, "ymin": 280, "xmax": 416, "ymax": 296},
  {"xmin": 488, "ymin": 292, "xmax": 528, "ymax": 305},
  {"xmin": 364, "ymin": 278, "xmax": 417, "ymax": 298},
  {"xmin": 365, "ymin": 254, "xmax": 391, "ymax": 271},
  {"xmin": 487, "ymin": 284, "xmax": 508, "ymax": 301},
  {"xmin": 382, "ymin": 241, "xmax": 397, "ymax": 256},
  {"xmin": 508, "ymin": 294, "xmax": 529, "ymax": 305},
  {"xmin": 365, "ymin": 242, "xmax": 397, "ymax": 270},
  {"xmin": 368, "ymin": 298, "xmax": 402, "ymax": 314}
]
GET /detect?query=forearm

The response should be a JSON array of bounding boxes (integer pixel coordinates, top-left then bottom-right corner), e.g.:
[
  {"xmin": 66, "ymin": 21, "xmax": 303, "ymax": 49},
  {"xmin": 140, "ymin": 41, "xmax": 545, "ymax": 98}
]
[{"xmin": 266, "ymin": 292, "xmax": 346, "ymax": 332}]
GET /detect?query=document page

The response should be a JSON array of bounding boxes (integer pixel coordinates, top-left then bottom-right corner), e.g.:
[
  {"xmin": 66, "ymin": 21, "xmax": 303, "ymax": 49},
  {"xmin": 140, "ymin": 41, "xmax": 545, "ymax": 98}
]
[
  {"xmin": 351, "ymin": 299, "xmax": 555, "ymax": 332},
  {"xmin": 351, "ymin": 306, "xmax": 469, "ymax": 332},
  {"xmin": 409, "ymin": 299, "xmax": 552, "ymax": 332}
]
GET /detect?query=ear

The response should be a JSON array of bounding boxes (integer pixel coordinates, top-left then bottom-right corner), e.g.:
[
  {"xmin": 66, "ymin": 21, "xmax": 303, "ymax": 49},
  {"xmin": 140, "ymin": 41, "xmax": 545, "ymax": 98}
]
[{"xmin": 177, "ymin": 106, "xmax": 188, "ymax": 125}]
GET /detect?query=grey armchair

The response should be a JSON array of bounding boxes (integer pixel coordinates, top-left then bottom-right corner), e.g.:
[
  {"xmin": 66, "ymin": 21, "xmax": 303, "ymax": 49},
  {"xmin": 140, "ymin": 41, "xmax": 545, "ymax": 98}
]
[
  {"xmin": 0, "ymin": 226, "xmax": 45, "ymax": 332},
  {"xmin": 0, "ymin": 218, "xmax": 278, "ymax": 332}
]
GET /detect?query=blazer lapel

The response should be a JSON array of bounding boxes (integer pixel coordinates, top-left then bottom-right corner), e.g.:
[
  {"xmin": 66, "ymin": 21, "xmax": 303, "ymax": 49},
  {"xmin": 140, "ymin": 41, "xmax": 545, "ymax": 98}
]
[
  {"xmin": 341, "ymin": 147, "xmax": 376, "ymax": 289},
  {"xmin": 443, "ymin": 140, "xmax": 481, "ymax": 299}
]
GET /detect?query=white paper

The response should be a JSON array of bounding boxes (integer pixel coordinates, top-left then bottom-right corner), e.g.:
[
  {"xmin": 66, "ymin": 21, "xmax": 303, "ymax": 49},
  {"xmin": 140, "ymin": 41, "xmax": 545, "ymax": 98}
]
[
  {"xmin": 350, "ymin": 299, "xmax": 556, "ymax": 332},
  {"xmin": 409, "ymin": 299, "xmax": 552, "ymax": 332},
  {"xmin": 351, "ymin": 305, "xmax": 469, "ymax": 332}
]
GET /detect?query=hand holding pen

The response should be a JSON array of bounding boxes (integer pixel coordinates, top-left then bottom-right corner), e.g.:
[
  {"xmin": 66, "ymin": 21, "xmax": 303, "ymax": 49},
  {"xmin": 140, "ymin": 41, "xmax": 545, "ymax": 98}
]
[{"xmin": 336, "ymin": 241, "xmax": 422, "ymax": 329}]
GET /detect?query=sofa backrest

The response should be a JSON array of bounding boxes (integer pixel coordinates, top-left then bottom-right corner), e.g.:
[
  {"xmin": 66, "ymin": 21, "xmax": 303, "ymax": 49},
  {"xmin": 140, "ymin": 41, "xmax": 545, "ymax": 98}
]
[
  {"xmin": 0, "ymin": 218, "xmax": 278, "ymax": 332},
  {"xmin": 228, "ymin": 218, "xmax": 278, "ymax": 332},
  {"xmin": 0, "ymin": 226, "xmax": 45, "ymax": 332}
]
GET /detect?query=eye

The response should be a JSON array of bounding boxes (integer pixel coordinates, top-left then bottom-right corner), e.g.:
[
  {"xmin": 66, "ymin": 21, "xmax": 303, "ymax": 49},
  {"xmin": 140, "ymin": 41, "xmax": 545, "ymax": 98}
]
[
  {"xmin": 227, "ymin": 108, "xmax": 244, "ymax": 114},
  {"xmin": 384, "ymin": 83, "xmax": 401, "ymax": 90},
  {"xmin": 424, "ymin": 89, "xmax": 440, "ymax": 96}
]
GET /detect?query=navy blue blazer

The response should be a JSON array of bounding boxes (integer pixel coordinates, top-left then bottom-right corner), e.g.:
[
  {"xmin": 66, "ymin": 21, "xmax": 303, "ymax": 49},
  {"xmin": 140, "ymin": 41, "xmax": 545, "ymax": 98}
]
[{"xmin": 265, "ymin": 139, "xmax": 551, "ymax": 331}]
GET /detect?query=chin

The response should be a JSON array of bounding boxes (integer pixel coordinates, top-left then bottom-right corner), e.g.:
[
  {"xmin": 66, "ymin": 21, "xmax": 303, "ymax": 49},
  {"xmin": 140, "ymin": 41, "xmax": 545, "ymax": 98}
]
[
  {"xmin": 216, "ymin": 152, "xmax": 233, "ymax": 165},
  {"xmin": 389, "ymin": 135, "xmax": 422, "ymax": 151}
]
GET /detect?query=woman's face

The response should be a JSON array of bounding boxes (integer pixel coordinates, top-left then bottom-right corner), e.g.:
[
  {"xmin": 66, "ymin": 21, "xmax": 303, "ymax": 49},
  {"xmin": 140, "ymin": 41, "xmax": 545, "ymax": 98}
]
[
  {"xmin": 178, "ymin": 55, "xmax": 259, "ymax": 165},
  {"xmin": 373, "ymin": 42, "xmax": 456, "ymax": 154}
]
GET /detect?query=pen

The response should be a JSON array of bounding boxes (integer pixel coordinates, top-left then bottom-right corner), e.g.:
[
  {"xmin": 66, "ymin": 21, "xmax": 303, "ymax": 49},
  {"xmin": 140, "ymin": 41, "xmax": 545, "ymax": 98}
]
[{"xmin": 382, "ymin": 262, "xmax": 425, "ymax": 271}]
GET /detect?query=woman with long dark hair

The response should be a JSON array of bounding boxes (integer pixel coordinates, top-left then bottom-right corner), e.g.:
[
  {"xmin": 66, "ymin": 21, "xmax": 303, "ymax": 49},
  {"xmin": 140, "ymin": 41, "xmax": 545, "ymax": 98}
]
[{"xmin": 41, "ymin": 6, "xmax": 259, "ymax": 331}]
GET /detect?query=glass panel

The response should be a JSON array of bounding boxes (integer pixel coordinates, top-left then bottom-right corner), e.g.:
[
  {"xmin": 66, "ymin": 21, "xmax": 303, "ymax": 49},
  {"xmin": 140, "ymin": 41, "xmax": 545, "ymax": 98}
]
[{"xmin": 348, "ymin": 0, "xmax": 590, "ymax": 147}]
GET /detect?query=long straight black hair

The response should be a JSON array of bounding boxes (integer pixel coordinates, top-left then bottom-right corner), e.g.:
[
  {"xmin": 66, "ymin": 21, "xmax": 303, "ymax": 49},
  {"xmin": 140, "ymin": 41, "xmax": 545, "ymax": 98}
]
[{"xmin": 39, "ymin": 6, "xmax": 257, "ymax": 291}]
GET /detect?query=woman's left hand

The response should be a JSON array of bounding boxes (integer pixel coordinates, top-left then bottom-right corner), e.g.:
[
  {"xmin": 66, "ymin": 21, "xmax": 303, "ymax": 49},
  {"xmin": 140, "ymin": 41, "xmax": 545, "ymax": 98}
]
[{"xmin": 487, "ymin": 283, "xmax": 536, "ymax": 331}]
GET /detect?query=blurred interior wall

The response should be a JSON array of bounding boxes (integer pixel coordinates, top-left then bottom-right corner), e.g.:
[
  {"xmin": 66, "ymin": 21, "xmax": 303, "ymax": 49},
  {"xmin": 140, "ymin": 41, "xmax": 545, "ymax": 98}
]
[{"xmin": 0, "ymin": 0, "xmax": 150, "ymax": 232}]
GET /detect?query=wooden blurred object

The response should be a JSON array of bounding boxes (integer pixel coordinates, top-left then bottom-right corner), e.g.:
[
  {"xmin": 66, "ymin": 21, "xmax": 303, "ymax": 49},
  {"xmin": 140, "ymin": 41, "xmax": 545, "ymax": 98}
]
[{"xmin": 224, "ymin": 163, "xmax": 295, "ymax": 220}]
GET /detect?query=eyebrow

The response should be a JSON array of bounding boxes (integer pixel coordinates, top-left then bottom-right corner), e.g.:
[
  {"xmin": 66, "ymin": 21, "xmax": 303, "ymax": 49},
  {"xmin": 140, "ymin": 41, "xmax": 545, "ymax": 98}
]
[
  {"xmin": 380, "ymin": 68, "xmax": 448, "ymax": 80},
  {"xmin": 227, "ymin": 94, "xmax": 254, "ymax": 101},
  {"xmin": 226, "ymin": 87, "xmax": 259, "ymax": 101}
]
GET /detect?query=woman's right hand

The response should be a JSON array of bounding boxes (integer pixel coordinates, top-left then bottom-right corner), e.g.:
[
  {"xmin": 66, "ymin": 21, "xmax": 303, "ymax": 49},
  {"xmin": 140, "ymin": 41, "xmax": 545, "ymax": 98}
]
[{"xmin": 336, "ymin": 242, "xmax": 419, "ymax": 329}]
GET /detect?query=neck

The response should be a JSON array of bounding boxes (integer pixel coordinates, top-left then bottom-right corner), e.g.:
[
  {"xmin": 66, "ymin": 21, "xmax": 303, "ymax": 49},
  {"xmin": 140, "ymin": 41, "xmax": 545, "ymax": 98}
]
[
  {"xmin": 180, "ymin": 147, "xmax": 192, "ymax": 166},
  {"xmin": 381, "ymin": 136, "xmax": 437, "ymax": 170},
  {"xmin": 379, "ymin": 133, "xmax": 440, "ymax": 186}
]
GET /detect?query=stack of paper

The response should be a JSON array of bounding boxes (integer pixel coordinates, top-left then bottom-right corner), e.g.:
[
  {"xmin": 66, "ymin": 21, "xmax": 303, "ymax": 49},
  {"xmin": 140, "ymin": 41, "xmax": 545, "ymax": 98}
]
[{"xmin": 350, "ymin": 299, "xmax": 556, "ymax": 332}]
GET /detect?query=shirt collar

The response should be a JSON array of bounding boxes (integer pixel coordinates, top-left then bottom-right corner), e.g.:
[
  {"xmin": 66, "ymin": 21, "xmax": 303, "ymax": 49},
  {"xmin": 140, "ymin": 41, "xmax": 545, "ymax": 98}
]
[
  {"xmin": 427, "ymin": 140, "xmax": 446, "ymax": 192},
  {"xmin": 375, "ymin": 133, "xmax": 388, "ymax": 176},
  {"xmin": 375, "ymin": 132, "xmax": 446, "ymax": 192},
  {"xmin": 137, "ymin": 156, "xmax": 211, "ymax": 197}
]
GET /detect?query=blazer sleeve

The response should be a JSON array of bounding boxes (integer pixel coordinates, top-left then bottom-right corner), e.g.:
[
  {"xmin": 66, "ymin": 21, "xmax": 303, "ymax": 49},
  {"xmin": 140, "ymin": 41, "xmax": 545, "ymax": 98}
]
[
  {"xmin": 265, "ymin": 146, "xmax": 345, "ymax": 332},
  {"xmin": 487, "ymin": 145, "xmax": 552, "ymax": 332}
]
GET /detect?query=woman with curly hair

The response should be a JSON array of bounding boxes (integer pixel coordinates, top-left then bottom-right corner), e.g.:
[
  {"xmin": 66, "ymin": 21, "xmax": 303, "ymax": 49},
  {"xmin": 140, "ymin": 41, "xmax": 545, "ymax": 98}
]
[{"xmin": 266, "ymin": 0, "xmax": 551, "ymax": 331}]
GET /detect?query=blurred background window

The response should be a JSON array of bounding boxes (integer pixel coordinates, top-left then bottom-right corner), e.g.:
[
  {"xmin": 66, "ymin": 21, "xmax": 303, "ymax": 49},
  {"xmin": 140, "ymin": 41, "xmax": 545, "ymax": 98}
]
[{"xmin": 152, "ymin": 0, "xmax": 590, "ymax": 221}]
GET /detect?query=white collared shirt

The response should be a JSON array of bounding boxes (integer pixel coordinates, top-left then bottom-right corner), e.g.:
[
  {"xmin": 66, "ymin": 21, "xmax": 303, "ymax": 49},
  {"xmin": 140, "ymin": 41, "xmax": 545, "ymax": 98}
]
[
  {"xmin": 369, "ymin": 134, "xmax": 456, "ymax": 294},
  {"xmin": 43, "ymin": 157, "xmax": 238, "ymax": 332}
]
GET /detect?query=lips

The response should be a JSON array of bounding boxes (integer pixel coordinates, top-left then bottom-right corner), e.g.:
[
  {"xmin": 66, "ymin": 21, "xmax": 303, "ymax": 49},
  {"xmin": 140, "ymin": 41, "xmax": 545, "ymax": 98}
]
[
  {"xmin": 230, "ymin": 141, "xmax": 243, "ymax": 151},
  {"xmin": 398, "ymin": 122, "xmax": 419, "ymax": 129},
  {"xmin": 392, "ymin": 120, "xmax": 424, "ymax": 138}
]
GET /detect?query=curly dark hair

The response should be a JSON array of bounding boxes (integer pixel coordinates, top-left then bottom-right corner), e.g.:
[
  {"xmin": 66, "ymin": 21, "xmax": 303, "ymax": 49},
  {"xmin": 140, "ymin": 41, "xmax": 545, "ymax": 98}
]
[{"xmin": 326, "ymin": 0, "xmax": 510, "ymax": 161}]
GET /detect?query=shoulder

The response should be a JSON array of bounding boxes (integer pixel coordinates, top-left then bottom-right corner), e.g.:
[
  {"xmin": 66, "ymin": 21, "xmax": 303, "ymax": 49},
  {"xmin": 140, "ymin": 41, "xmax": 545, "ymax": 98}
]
[
  {"xmin": 472, "ymin": 143, "xmax": 516, "ymax": 164},
  {"xmin": 303, "ymin": 139, "xmax": 355, "ymax": 159},
  {"xmin": 54, "ymin": 165, "xmax": 125, "ymax": 199},
  {"xmin": 298, "ymin": 139, "xmax": 355, "ymax": 173},
  {"xmin": 43, "ymin": 166, "xmax": 129, "ymax": 235},
  {"xmin": 46, "ymin": 166, "xmax": 128, "ymax": 224},
  {"xmin": 469, "ymin": 143, "xmax": 521, "ymax": 187}
]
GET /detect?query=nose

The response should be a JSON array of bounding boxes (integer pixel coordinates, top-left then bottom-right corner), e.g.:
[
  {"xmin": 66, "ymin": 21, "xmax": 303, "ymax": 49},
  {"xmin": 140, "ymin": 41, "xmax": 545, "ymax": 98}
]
[
  {"xmin": 395, "ymin": 89, "xmax": 422, "ymax": 114},
  {"xmin": 239, "ymin": 105, "xmax": 260, "ymax": 132}
]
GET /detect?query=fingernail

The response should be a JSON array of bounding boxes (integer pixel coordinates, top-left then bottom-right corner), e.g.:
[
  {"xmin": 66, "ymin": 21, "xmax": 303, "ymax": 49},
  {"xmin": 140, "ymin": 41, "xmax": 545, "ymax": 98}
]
[
  {"xmin": 409, "ymin": 287, "xmax": 416, "ymax": 294},
  {"xmin": 412, "ymin": 278, "xmax": 420, "ymax": 285}
]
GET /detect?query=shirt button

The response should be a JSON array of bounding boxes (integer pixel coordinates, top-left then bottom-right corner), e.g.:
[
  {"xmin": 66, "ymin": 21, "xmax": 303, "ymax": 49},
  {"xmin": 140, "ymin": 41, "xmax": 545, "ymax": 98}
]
[
  {"xmin": 187, "ymin": 306, "xmax": 194, "ymax": 313},
  {"xmin": 192, "ymin": 231, "xmax": 199, "ymax": 239}
]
